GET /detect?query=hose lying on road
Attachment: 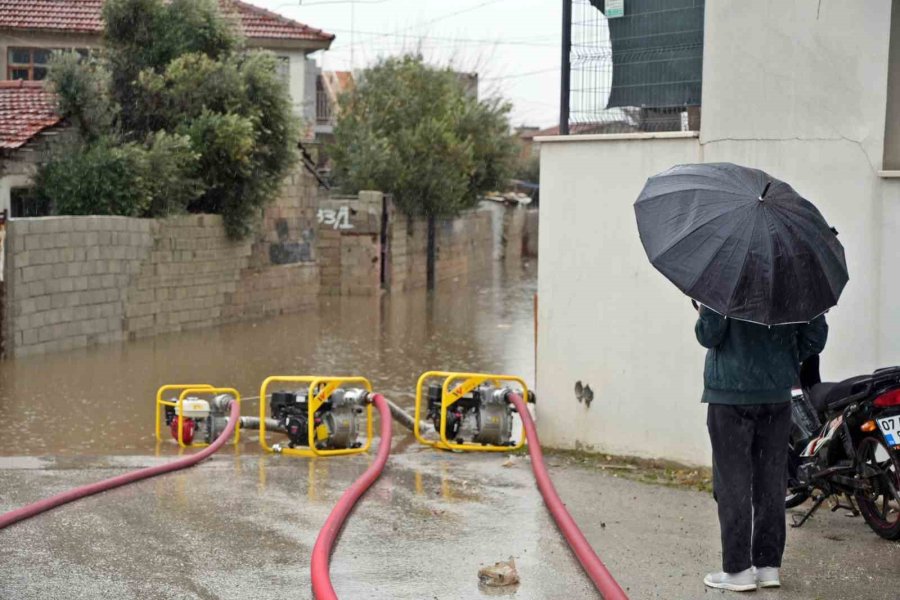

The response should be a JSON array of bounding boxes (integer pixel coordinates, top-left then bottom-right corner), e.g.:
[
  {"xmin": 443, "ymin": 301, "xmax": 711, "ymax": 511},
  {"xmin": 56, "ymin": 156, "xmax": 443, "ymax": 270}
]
[
  {"xmin": 0, "ymin": 400, "xmax": 240, "ymax": 530},
  {"xmin": 310, "ymin": 393, "xmax": 392, "ymax": 600},
  {"xmin": 507, "ymin": 392, "xmax": 629, "ymax": 600}
]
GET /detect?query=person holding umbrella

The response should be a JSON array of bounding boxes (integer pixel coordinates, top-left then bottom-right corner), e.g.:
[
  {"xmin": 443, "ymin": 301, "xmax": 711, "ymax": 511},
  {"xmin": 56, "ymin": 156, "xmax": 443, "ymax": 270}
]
[{"xmin": 635, "ymin": 163, "xmax": 848, "ymax": 592}]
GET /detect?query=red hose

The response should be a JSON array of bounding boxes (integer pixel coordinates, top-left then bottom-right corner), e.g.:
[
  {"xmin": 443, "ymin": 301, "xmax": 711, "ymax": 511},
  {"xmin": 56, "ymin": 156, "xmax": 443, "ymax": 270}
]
[
  {"xmin": 311, "ymin": 393, "xmax": 392, "ymax": 600},
  {"xmin": 508, "ymin": 393, "xmax": 629, "ymax": 600},
  {"xmin": 0, "ymin": 400, "xmax": 240, "ymax": 530}
]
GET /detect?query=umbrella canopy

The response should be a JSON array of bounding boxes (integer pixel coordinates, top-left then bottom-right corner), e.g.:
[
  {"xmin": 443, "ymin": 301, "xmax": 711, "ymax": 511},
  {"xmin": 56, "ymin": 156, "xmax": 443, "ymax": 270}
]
[{"xmin": 634, "ymin": 163, "xmax": 848, "ymax": 325}]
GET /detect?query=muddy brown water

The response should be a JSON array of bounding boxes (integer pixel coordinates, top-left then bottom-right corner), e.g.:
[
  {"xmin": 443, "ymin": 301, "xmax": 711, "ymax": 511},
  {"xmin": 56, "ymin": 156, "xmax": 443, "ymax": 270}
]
[{"xmin": 0, "ymin": 263, "xmax": 536, "ymax": 455}]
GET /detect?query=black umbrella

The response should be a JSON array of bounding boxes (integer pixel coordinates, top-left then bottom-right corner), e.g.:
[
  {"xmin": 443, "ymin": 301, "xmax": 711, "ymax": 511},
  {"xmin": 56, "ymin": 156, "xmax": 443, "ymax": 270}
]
[{"xmin": 634, "ymin": 163, "xmax": 848, "ymax": 325}]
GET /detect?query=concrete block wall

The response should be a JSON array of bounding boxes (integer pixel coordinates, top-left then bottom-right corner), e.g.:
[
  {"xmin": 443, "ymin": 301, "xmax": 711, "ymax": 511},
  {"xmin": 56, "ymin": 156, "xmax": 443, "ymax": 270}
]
[
  {"xmin": 501, "ymin": 205, "xmax": 527, "ymax": 264},
  {"xmin": 386, "ymin": 207, "xmax": 494, "ymax": 291},
  {"xmin": 523, "ymin": 209, "xmax": 539, "ymax": 258},
  {"xmin": 2, "ymin": 167, "xmax": 320, "ymax": 357},
  {"xmin": 124, "ymin": 215, "xmax": 250, "ymax": 338},
  {"xmin": 3, "ymin": 216, "xmax": 154, "ymax": 355},
  {"xmin": 316, "ymin": 192, "xmax": 383, "ymax": 296},
  {"xmin": 386, "ymin": 212, "xmax": 428, "ymax": 292}
]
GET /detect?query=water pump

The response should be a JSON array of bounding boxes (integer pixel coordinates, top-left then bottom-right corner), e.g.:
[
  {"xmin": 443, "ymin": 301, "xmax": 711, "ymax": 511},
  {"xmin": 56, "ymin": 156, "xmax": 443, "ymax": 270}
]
[
  {"xmin": 415, "ymin": 371, "xmax": 534, "ymax": 452},
  {"xmin": 269, "ymin": 387, "xmax": 367, "ymax": 452},
  {"xmin": 259, "ymin": 376, "xmax": 375, "ymax": 457},
  {"xmin": 425, "ymin": 382, "xmax": 517, "ymax": 446},
  {"xmin": 154, "ymin": 385, "xmax": 242, "ymax": 449},
  {"xmin": 164, "ymin": 394, "xmax": 236, "ymax": 446}
]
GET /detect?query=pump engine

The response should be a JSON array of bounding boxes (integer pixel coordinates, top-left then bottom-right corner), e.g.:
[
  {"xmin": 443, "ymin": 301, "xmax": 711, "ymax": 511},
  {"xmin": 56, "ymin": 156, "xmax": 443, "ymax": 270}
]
[
  {"xmin": 269, "ymin": 387, "xmax": 368, "ymax": 451},
  {"xmin": 426, "ymin": 383, "xmax": 519, "ymax": 446},
  {"xmin": 165, "ymin": 394, "xmax": 234, "ymax": 446}
]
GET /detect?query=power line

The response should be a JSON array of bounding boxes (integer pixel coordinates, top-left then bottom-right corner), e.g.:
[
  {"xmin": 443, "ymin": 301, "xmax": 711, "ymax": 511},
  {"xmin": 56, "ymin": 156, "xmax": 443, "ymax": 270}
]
[
  {"xmin": 335, "ymin": 0, "xmax": 513, "ymax": 52},
  {"xmin": 274, "ymin": 0, "xmax": 390, "ymax": 6},
  {"xmin": 481, "ymin": 67, "xmax": 558, "ymax": 81},
  {"xmin": 326, "ymin": 28, "xmax": 557, "ymax": 48}
]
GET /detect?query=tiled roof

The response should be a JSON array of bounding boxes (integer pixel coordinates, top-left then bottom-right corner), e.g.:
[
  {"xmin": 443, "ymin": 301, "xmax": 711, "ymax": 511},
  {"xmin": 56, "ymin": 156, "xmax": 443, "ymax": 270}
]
[
  {"xmin": 0, "ymin": 80, "xmax": 61, "ymax": 150},
  {"xmin": 0, "ymin": 0, "xmax": 334, "ymax": 42},
  {"xmin": 0, "ymin": 0, "xmax": 101, "ymax": 33},
  {"xmin": 226, "ymin": 0, "xmax": 334, "ymax": 42}
]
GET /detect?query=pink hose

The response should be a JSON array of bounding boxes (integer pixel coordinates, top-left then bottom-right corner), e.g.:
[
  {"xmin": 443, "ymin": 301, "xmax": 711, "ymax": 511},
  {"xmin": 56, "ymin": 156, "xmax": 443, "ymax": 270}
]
[
  {"xmin": 508, "ymin": 393, "xmax": 629, "ymax": 600},
  {"xmin": 0, "ymin": 400, "xmax": 240, "ymax": 530},
  {"xmin": 311, "ymin": 393, "xmax": 392, "ymax": 600}
]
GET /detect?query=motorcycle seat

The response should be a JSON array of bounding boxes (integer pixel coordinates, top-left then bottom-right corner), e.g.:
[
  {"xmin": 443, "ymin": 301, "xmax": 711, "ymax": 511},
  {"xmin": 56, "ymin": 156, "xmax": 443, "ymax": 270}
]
[{"xmin": 808, "ymin": 375, "xmax": 872, "ymax": 415}]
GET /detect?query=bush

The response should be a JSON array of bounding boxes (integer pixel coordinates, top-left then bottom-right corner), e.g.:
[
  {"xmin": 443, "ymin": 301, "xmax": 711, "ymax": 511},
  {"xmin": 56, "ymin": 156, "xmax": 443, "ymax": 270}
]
[
  {"xmin": 34, "ymin": 139, "xmax": 152, "ymax": 217},
  {"xmin": 33, "ymin": 0, "xmax": 297, "ymax": 238},
  {"xmin": 33, "ymin": 133, "xmax": 200, "ymax": 218}
]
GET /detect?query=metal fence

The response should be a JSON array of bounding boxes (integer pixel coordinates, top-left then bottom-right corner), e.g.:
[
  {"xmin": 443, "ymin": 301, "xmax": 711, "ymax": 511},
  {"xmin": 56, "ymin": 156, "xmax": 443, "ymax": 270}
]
[{"xmin": 561, "ymin": 0, "xmax": 704, "ymax": 135}]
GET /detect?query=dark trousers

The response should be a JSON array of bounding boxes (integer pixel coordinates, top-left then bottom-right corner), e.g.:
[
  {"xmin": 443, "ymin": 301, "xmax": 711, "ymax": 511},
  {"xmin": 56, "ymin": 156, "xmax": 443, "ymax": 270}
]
[{"xmin": 707, "ymin": 402, "xmax": 792, "ymax": 573}]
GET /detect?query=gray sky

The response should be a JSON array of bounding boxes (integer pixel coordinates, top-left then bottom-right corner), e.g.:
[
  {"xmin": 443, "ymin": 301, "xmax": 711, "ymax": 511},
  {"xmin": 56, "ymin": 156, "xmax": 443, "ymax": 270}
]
[{"xmin": 249, "ymin": 0, "xmax": 561, "ymax": 128}]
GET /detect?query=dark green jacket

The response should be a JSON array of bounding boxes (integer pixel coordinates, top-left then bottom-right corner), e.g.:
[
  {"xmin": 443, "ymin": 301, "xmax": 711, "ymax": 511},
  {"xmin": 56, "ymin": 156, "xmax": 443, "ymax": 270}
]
[{"xmin": 695, "ymin": 307, "xmax": 828, "ymax": 405}]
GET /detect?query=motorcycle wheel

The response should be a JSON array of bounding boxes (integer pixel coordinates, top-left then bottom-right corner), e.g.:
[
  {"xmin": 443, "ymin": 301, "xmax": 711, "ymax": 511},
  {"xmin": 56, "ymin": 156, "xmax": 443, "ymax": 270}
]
[
  {"xmin": 854, "ymin": 436, "xmax": 900, "ymax": 540},
  {"xmin": 786, "ymin": 442, "xmax": 810, "ymax": 509}
]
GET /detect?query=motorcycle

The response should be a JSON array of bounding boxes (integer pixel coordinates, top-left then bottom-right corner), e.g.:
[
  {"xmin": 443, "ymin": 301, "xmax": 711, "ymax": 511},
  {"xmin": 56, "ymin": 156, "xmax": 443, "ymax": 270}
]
[{"xmin": 787, "ymin": 356, "xmax": 900, "ymax": 539}]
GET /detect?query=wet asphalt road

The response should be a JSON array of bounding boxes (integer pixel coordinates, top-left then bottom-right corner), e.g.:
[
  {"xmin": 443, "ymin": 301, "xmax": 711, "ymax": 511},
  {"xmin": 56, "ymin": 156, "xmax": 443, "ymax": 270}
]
[{"xmin": 1, "ymin": 434, "xmax": 898, "ymax": 600}]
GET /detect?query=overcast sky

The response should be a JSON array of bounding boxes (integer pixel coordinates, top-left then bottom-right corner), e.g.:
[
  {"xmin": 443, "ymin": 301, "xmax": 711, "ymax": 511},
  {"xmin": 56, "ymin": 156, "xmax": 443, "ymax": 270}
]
[{"xmin": 248, "ymin": 0, "xmax": 561, "ymax": 128}]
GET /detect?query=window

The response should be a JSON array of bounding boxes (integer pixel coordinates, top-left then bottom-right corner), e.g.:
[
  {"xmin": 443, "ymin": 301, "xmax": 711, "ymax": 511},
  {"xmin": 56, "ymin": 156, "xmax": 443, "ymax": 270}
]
[
  {"xmin": 10, "ymin": 188, "xmax": 50, "ymax": 218},
  {"xmin": 7, "ymin": 48, "xmax": 89, "ymax": 81}
]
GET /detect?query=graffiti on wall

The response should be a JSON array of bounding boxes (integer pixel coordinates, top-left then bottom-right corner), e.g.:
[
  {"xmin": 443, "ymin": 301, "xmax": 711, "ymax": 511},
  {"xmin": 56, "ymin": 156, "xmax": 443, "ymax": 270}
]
[{"xmin": 317, "ymin": 206, "xmax": 354, "ymax": 230}]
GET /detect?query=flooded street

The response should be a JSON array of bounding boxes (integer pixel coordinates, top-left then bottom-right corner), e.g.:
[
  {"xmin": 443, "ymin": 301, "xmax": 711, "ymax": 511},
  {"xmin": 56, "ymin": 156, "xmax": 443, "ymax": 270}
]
[{"xmin": 0, "ymin": 263, "xmax": 536, "ymax": 455}]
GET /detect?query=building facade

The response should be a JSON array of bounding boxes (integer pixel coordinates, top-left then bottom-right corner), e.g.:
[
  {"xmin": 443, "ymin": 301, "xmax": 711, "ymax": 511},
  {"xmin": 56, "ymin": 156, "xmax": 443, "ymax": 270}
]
[
  {"xmin": 0, "ymin": 0, "xmax": 333, "ymax": 216},
  {"xmin": 538, "ymin": 0, "xmax": 900, "ymax": 465}
]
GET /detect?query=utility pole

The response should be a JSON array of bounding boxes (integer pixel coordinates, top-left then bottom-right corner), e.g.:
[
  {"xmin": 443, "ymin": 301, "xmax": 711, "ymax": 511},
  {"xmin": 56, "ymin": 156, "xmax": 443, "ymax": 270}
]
[{"xmin": 560, "ymin": 0, "xmax": 572, "ymax": 135}]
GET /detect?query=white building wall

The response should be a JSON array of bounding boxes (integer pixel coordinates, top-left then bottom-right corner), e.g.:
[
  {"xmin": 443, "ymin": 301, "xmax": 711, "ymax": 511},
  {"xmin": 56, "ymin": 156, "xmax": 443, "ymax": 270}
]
[{"xmin": 537, "ymin": 0, "xmax": 900, "ymax": 466}]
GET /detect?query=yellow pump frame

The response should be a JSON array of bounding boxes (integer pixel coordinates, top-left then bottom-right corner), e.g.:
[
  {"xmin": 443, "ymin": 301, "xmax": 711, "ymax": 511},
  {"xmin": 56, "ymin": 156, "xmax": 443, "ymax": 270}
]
[
  {"xmin": 155, "ymin": 384, "xmax": 241, "ymax": 448},
  {"xmin": 258, "ymin": 375, "xmax": 374, "ymax": 457},
  {"xmin": 414, "ymin": 371, "xmax": 530, "ymax": 452}
]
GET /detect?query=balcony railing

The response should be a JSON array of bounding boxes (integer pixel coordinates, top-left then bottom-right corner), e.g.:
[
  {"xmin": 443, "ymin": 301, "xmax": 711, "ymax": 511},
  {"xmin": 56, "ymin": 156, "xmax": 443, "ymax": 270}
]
[{"xmin": 316, "ymin": 88, "xmax": 334, "ymax": 126}]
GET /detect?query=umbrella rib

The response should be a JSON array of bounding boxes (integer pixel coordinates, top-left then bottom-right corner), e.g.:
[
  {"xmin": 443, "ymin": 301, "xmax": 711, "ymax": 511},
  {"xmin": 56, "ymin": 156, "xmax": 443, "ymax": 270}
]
[
  {"xmin": 770, "ymin": 201, "xmax": 847, "ymax": 268},
  {"xmin": 722, "ymin": 207, "xmax": 764, "ymax": 319},
  {"xmin": 766, "ymin": 208, "xmax": 806, "ymax": 320},
  {"xmin": 768, "ymin": 208, "xmax": 843, "ymax": 304},
  {"xmin": 637, "ymin": 187, "xmax": 750, "ymax": 210},
  {"xmin": 684, "ymin": 203, "xmax": 757, "ymax": 295},
  {"xmin": 647, "ymin": 208, "xmax": 746, "ymax": 262}
]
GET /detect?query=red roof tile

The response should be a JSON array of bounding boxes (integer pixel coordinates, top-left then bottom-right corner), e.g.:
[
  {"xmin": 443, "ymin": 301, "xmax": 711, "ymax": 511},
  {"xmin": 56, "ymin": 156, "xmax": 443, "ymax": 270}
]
[
  {"xmin": 0, "ymin": 0, "xmax": 333, "ymax": 42},
  {"xmin": 0, "ymin": 80, "xmax": 61, "ymax": 150},
  {"xmin": 225, "ymin": 0, "xmax": 334, "ymax": 42},
  {"xmin": 0, "ymin": 0, "xmax": 102, "ymax": 33}
]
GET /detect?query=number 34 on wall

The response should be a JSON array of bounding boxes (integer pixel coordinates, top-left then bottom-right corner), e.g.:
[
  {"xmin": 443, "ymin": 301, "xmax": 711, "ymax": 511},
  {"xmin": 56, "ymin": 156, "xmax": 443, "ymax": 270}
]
[{"xmin": 317, "ymin": 206, "xmax": 354, "ymax": 231}]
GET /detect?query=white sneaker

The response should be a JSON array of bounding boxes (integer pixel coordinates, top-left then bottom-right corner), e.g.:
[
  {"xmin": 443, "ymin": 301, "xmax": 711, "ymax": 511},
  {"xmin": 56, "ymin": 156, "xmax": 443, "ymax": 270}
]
[
  {"xmin": 703, "ymin": 568, "xmax": 758, "ymax": 592},
  {"xmin": 755, "ymin": 567, "xmax": 780, "ymax": 588}
]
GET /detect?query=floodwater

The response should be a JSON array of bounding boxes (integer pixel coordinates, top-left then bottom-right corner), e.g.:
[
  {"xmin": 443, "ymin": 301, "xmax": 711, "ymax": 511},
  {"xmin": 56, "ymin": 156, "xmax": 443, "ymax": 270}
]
[{"xmin": 0, "ymin": 262, "xmax": 536, "ymax": 455}]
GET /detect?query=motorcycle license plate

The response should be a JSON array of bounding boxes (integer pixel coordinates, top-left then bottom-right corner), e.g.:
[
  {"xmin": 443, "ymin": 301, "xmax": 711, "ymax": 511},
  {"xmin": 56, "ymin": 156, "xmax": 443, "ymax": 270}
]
[{"xmin": 877, "ymin": 415, "xmax": 900, "ymax": 447}]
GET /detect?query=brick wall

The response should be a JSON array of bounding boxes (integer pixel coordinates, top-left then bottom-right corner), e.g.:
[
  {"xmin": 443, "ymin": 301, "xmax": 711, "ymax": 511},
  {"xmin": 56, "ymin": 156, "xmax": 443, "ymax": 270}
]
[{"xmin": 2, "ymin": 166, "xmax": 320, "ymax": 357}]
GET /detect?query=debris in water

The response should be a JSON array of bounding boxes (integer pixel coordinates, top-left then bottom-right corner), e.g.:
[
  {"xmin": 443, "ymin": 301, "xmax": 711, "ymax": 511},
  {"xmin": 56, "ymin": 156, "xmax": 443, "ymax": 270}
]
[{"xmin": 478, "ymin": 558, "xmax": 520, "ymax": 587}]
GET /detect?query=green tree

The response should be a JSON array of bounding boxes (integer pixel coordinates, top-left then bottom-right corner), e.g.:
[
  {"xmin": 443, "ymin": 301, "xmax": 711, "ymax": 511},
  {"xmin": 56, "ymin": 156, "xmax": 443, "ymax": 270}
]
[
  {"xmin": 33, "ymin": 0, "xmax": 297, "ymax": 238},
  {"xmin": 330, "ymin": 55, "xmax": 517, "ymax": 219}
]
